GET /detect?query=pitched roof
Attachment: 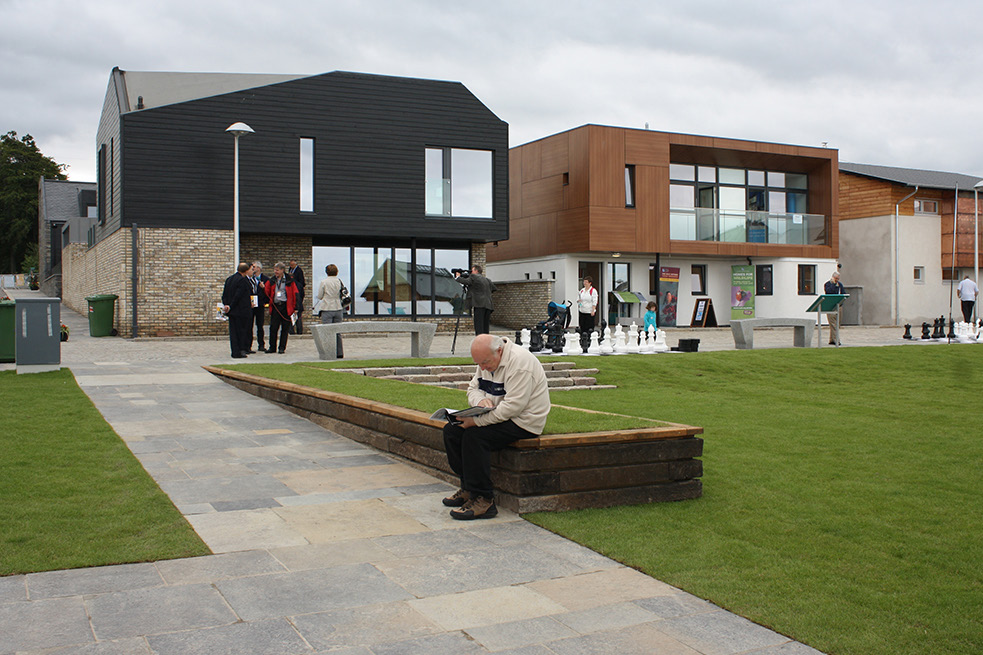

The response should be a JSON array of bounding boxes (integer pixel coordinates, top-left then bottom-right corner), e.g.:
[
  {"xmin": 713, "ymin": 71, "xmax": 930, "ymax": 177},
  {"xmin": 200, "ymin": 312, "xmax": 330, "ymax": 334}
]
[
  {"xmin": 840, "ymin": 162, "xmax": 983, "ymax": 191},
  {"xmin": 119, "ymin": 70, "xmax": 309, "ymax": 112},
  {"xmin": 40, "ymin": 179, "xmax": 97, "ymax": 222}
]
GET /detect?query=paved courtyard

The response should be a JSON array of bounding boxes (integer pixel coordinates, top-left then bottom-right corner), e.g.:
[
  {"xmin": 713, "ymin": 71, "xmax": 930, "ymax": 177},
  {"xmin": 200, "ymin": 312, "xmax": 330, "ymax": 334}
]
[{"xmin": 0, "ymin": 289, "xmax": 921, "ymax": 654}]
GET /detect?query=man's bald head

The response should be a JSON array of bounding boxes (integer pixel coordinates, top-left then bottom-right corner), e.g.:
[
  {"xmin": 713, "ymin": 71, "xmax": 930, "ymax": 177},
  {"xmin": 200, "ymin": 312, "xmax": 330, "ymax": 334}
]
[{"xmin": 471, "ymin": 334, "xmax": 505, "ymax": 372}]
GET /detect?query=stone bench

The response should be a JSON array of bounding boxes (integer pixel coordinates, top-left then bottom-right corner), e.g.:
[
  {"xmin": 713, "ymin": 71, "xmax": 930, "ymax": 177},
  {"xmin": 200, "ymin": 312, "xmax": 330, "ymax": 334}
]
[
  {"xmin": 310, "ymin": 320, "xmax": 437, "ymax": 359},
  {"xmin": 205, "ymin": 366, "xmax": 704, "ymax": 513},
  {"xmin": 731, "ymin": 318, "xmax": 814, "ymax": 350}
]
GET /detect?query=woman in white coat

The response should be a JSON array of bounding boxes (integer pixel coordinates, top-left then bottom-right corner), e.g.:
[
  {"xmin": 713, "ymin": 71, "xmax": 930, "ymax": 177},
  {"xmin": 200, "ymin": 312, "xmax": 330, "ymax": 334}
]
[{"xmin": 314, "ymin": 264, "xmax": 345, "ymax": 358}]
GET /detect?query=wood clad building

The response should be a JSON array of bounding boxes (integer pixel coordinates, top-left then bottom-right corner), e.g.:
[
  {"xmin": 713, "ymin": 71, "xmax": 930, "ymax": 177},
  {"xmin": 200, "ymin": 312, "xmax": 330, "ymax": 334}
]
[
  {"xmin": 488, "ymin": 125, "xmax": 840, "ymax": 329},
  {"xmin": 63, "ymin": 69, "xmax": 509, "ymax": 337},
  {"xmin": 838, "ymin": 162, "xmax": 982, "ymax": 325}
]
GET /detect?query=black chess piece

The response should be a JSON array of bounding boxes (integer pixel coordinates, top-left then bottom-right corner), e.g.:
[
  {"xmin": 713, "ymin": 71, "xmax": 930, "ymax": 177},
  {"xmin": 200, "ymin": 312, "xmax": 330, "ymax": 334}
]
[
  {"xmin": 921, "ymin": 322, "xmax": 931, "ymax": 339},
  {"xmin": 902, "ymin": 324, "xmax": 912, "ymax": 340},
  {"xmin": 528, "ymin": 329, "xmax": 543, "ymax": 352},
  {"xmin": 579, "ymin": 329, "xmax": 591, "ymax": 353},
  {"xmin": 947, "ymin": 319, "xmax": 956, "ymax": 339},
  {"xmin": 931, "ymin": 318, "xmax": 943, "ymax": 339},
  {"xmin": 514, "ymin": 330, "xmax": 523, "ymax": 347}
]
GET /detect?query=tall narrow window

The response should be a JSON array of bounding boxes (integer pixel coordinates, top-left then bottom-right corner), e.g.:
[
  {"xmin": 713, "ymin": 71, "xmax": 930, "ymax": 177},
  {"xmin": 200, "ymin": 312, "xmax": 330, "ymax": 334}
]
[
  {"xmin": 691, "ymin": 265, "xmax": 707, "ymax": 295},
  {"xmin": 109, "ymin": 138, "xmax": 115, "ymax": 216},
  {"xmin": 625, "ymin": 165, "xmax": 636, "ymax": 207},
  {"xmin": 300, "ymin": 138, "xmax": 314, "ymax": 212},
  {"xmin": 798, "ymin": 264, "xmax": 816, "ymax": 295},
  {"xmin": 97, "ymin": 144, "xmax": 107, "ymax": 225}
]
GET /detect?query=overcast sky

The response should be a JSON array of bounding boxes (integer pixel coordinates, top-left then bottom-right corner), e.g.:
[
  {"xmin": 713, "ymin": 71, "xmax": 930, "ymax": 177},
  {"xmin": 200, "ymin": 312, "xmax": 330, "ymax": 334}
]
[{"xmin": 5, "ymin": 0, "xmax": 983, "ymax": 182}]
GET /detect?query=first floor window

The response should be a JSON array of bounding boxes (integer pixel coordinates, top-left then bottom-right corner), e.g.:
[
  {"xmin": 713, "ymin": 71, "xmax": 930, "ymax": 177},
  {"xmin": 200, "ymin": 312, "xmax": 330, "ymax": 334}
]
[
  {"xmin": 625, "ymin": 165, "xmax": 636, "ymax": 207},
  {"xmin": 426, "ymin": 147, "xmax": 493, "ymax": 218},
  {"xmin": 798, "ymin": 264, "xmax": 816, "ymax": 295}
]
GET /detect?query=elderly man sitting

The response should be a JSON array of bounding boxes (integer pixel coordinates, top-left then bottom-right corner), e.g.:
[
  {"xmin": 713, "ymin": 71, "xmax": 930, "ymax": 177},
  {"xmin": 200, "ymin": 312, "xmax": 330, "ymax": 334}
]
[{"xmin": 442, "ymin": 334, "xmax": 551, "ymax": 520}]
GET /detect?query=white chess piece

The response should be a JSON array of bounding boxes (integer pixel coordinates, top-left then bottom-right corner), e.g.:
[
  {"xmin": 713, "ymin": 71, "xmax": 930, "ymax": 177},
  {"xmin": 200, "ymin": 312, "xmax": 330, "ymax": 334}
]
[
  {"xmin": 587, "ymin": 331, "xmax": 601, "ymax": 354},
  {"xmin": 613, "ymin": 329, "xmax": 628, "ymax": 353},
  {"xmin": 599, "ymin": 326, "xmax": 614, "ymax": 354},
  {"xmin": 653, "ymin": 329, "xmax": 670, "ymax": 353},
  {"xmin": 639, "ymin": 327, "xmax": 654, "ymax": 353},
  {"xmin": 520, "ymin": 328, "xmax": 531, "ymax": 350},
  {"xmin": 563, "ymin": 331, "xmax": 581, "ymax": 355},
  {"xmin": 627, "ymin": 324, "xmax": 641, "ymax": 353}
]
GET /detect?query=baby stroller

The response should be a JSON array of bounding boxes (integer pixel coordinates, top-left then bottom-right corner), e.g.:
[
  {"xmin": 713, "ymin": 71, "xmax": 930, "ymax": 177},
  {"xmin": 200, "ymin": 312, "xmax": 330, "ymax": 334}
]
[{"xmin": 529, "ymin": 300, "xmax": 571, "ymax": 352}]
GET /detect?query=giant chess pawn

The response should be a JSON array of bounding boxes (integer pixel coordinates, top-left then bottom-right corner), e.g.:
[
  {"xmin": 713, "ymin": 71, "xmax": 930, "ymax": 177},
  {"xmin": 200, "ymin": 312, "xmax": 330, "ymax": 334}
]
[
  {"xmin": 613, "ymin": 328, "xmax": 628, "ymax": 353},
  {"xmin": 653, "ymin": 329, "xmax": 670, "ymax": 352},
  {"xmin": 599, "ymin": 326, "xmax": 614, "ymax": 354},
  {"xmin": 587, "ymin": 331, "xmax": 601, "ymax": 354},
  {"xmin": 579, "ymin": 329, "xmax": 592, "ymax": 353},
  {"xmin": 639, "ymin": 326, "xmax": 654, "ymax": 353},
  {"xmin": 520, "ymin": 328, "xmax": 531, "ymax": 350}
]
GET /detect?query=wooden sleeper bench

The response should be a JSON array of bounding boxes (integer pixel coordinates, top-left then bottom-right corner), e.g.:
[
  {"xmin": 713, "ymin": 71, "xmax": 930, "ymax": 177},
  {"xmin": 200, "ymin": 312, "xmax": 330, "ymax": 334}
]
[
  {"xmin": 731, "ymin": 318, "xmax": 815, "ymax": 349},
  {"xmin": 205, "ymin": 366, "xmax": 704, "ymax": 513},
  {"xmin": 310, "ymin": 321, "xmax": 437, "ymax": 359}
]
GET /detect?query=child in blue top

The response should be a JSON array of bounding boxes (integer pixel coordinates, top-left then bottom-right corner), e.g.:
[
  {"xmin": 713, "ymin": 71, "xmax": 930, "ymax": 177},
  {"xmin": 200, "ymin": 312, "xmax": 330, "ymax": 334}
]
[{"xmin": 643, "ymin": 301, "xmax": 659, "ymax": 333}]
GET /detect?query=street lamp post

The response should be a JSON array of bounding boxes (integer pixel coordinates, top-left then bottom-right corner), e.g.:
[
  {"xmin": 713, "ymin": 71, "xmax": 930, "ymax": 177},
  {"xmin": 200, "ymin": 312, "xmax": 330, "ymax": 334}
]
[{"xmin": 226, "ymin": 122, "xmax": 254, "ymax": 268}]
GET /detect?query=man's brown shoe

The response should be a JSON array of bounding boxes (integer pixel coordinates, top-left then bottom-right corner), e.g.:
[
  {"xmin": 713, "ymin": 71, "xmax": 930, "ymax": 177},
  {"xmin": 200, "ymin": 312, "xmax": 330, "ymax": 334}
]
[
  {"xmin": 442, "ymin": 488, "xmax": 471, "ymax": 507},
  {"xmin": 450, "ymin": 495, "xmax": 498, "ymax": 520}
]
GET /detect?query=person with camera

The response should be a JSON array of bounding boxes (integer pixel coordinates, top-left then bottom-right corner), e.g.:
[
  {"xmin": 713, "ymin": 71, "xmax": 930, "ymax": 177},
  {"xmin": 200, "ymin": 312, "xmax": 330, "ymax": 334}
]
[
  {"xmin": 263, "ymin": 262, "xmax": 298, "ymax": 354},
  {"xmin": 442, "ymin": 334, "xmax": 551, "ymax": 520},
  {"xmin": 455, "ymin": 264, "xmax": 497, "ymax": 335},
  {"xmin": 314, "ymin": 263, "xmax": 346, "ymax": 358}
]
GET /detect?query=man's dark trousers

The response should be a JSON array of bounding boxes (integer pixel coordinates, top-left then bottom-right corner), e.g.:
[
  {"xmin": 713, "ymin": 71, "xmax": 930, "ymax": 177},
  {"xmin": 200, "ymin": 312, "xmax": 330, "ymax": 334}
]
[
  {"xmin": 443, "ymin": 420, "xmax": 534, "ymax": 498},
  {"xmin": 250, "ymin": 307, "xmax": 266, "ymax": 351},
  {"xmin": 962, "ymin": 300, "xmax": 975, "ymax": 323},
  {"xmin": 228, "ymin": 314, "xmax": 250, "ymax": 357}
]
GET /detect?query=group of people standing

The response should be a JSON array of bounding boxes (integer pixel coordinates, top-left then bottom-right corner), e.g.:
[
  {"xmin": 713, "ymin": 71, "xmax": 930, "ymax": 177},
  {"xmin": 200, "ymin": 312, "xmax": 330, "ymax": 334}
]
[{"xmin": 221, "ymin": 259, "xmax": 306, "ymax": 358}]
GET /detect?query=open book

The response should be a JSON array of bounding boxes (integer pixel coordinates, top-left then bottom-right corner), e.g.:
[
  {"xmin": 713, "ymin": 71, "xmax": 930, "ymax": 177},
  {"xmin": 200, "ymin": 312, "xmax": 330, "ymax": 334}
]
[{"xmin": 430, "ymin": 406, "xmax": 493, "ymax": 423}]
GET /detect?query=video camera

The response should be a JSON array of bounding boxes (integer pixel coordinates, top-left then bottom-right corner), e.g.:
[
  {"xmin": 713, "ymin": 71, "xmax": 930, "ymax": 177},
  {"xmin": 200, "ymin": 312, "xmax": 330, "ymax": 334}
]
[{"xmin": 451, "ymin": 268, "xmax": 470, "ymax": 279}]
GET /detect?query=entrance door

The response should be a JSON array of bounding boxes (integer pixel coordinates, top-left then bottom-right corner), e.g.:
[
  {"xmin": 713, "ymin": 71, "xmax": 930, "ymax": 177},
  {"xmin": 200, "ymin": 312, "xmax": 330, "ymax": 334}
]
[{"xmin": 578, "ymin": 261, "xmax": 602, "ymax": 327}]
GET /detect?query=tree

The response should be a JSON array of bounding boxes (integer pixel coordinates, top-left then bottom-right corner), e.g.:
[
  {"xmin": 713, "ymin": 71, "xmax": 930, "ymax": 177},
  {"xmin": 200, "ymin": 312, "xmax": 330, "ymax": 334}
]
[{"xmin": 0, "ymin": 131, "xmax": 68, "ymax": 273}]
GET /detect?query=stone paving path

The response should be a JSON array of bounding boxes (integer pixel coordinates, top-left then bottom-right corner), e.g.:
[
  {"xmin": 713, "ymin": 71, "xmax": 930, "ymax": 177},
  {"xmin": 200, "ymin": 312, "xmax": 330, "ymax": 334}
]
[{"xmin": 0, "ymin": 290, "xmax": 926, "ymax": 653}]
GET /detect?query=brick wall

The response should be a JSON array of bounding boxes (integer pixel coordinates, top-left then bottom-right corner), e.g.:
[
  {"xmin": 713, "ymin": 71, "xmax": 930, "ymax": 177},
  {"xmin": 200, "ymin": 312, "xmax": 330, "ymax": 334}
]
[
  {"xmin": 61, "ymin": 229, "xmax": 131, "ymax": 335},
  {"xmin": 489, "ymin": 280, "xmax": 556, "ymax": 330}
]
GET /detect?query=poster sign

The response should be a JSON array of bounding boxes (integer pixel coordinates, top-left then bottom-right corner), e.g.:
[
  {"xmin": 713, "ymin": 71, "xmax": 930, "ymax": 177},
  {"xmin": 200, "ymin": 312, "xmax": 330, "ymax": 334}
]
[
  {"xmin": 658, "ymin": 267, "xmax": 679, "ymax": 327},
  {"xmin": 731, "ymin": 265, "xmax": 755, "ymax": 320}
]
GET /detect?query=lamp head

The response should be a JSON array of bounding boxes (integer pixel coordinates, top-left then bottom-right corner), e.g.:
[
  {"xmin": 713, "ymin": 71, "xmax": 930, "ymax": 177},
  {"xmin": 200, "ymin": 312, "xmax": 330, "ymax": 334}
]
[{"xmin": 225, "ymin": 122, "xmax": 254, "ymax": 137}]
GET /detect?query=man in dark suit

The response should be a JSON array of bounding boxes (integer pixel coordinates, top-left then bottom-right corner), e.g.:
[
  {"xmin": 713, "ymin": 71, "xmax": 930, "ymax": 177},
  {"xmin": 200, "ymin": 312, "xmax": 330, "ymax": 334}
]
[
  {"xmin": 289, "ymin": 259, "xmax": 306, "ymax": 334},
  {"xmin": 456, "ymin": 264, "xmax": 497, "ymax": 335},
  {"xmin": 248, "ymin": 261, "xmax": 270, "ymax": 353},
  {"xmin": 222, "ymin": 262, "xmax": 254, "ymax": 358}
]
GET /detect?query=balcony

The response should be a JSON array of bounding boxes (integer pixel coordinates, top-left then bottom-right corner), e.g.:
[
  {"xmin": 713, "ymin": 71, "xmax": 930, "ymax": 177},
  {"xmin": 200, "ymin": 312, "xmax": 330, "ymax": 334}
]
[{"xmin": 670, "ymin": 208, "xmax": 827, "ymax": 246}]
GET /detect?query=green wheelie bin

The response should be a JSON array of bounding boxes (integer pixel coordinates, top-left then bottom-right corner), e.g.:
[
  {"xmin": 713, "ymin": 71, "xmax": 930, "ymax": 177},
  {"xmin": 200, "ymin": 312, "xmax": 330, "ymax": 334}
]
[
  {"xmin": 85, "ymin": 294, "xmax": 119, "ymax": 337},
  {"xmin": 0, "ymin": 299, "xmax": 15, "ymax": 362}
]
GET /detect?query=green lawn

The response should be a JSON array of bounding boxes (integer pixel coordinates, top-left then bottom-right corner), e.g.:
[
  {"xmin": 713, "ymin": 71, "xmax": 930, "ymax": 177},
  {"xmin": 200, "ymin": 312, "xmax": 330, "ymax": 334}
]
[
  {"xmin": 524, "ymin": 345, "xmax": 983, "ymax": 655},
  {"xmin": 233, "ymin": 345, "xmax": 983, "ymax": 654},
  {"xmin": 0, "ymin": 369, "xmax": 209, "ymax": 576}
]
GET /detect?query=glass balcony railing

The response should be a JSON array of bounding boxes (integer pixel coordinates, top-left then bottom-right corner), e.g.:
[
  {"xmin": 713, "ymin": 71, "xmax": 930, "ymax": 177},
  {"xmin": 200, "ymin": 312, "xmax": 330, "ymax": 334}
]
[{"xmin": 669, "ymin": 208, "xmax": 827, "ymax": 246}]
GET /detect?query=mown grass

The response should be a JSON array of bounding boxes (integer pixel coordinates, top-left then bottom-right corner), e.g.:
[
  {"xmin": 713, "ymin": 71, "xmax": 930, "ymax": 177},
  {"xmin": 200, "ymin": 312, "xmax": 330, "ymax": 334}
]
[
  {"xmin": 232, "ymin": 345, "xmax": 983, "ymax": 654},
  {"xmin": 222, "ymin": 358, "xmax": 660, "ymax": 433},
  {"xmin": 0, "ymin": 369, "xmax": 209, "ymax": 576}
]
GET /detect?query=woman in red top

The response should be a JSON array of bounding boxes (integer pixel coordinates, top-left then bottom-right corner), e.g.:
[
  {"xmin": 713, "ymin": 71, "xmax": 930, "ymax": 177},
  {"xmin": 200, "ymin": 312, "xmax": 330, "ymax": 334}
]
[{"xmin": 263, "ymin": 262, "xmax": 298, "ymax": 353}]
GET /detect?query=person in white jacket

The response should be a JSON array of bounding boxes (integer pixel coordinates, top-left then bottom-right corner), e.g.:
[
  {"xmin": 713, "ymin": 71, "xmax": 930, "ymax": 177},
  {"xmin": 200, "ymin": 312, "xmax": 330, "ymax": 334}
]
[
  {"xmin": 442, "ymin": 334, "xmax": 551, "ymax": 519},
  {"xmin": 577, "ymin": 275, "xmax": 598, "ymax": 334}
]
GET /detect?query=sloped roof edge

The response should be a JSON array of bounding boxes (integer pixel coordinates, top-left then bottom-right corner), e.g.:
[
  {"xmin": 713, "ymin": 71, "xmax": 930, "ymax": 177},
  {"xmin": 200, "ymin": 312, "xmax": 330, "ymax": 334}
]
[{"xmin": 841, "ymin": 162, "xmax": 983, "ymax": 191}]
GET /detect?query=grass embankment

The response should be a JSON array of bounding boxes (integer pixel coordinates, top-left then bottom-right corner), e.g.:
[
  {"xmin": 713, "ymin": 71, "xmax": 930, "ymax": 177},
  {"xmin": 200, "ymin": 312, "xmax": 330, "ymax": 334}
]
[
  {"xmin": 0, "ymin": 369, "xmax": 209, "ymax": 576},
  {"xmin": 224, "ymin": 358, "xmax": 661, "ymax": 433}
]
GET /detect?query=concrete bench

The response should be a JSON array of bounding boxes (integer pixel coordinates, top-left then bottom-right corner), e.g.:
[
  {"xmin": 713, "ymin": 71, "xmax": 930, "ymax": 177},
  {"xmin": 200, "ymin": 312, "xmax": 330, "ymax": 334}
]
[
  {"xmin": 206, "ymin": 366, "xmax": 704, "ymax": 513},
  {"xmin": 310, "ymin": 320, "xmax": 437, "ymax": 359},
  {"xmin": 731, "ymin": 318, "xmax": 814, "ymax": 350}
]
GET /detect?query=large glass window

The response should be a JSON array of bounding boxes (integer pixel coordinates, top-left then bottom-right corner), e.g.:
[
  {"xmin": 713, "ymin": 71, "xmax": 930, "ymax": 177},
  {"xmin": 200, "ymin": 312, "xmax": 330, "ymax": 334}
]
[
  {"xmin": 312, "ymin": 245, "xmax": 469, "ymax": 317},
  {"xmin": 426, "ymin": 147, "xmax": 493, "ymax": 218}
]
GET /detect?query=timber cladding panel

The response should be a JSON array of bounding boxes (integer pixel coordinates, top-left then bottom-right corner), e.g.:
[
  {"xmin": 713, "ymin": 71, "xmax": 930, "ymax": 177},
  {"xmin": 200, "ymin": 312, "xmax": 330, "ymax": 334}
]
[{"xmin": 116, "ymin": 72, "xmax": 508, "ymax": 244}]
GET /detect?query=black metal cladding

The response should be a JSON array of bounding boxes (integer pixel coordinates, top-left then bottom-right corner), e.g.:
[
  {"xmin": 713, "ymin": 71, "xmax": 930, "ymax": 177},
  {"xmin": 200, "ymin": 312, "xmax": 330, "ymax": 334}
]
[{"xmin": 118, "ymin": 71, "xmax": 509, "ymax": 242}]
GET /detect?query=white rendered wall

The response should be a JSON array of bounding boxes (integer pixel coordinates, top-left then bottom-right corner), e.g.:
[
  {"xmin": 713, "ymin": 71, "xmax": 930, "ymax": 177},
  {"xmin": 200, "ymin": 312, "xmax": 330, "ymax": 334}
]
[{"xmin": 490, "ymin": 254, "xmax": 838, "ymax": 327}]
